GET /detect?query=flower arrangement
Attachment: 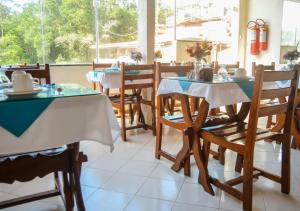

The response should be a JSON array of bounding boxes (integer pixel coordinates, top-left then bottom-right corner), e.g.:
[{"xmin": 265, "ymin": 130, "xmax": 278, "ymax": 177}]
[
  {"xmin": 131, "ymin": 51, "xmax": 142, "ymax": 63},
  {"xmin": 186, "ymin": 41, "xmax": 212, "ymax": 62},
  {"xmin": 154, "ymin": 50, "xmax": 162, "ymax": 59},
  {"xmin": 283, "ymin": 42, "xmax": 299, "ymax": 63}
]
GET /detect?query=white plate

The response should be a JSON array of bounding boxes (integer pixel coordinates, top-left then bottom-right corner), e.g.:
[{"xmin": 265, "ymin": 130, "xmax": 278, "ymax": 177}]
[{"xmin": 4, "ymin": 87, "xmax": 44, "ymax": 96}]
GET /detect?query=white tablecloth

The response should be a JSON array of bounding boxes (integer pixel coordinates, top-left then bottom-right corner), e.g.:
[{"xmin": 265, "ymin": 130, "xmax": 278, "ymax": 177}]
[
  {"xmin": 157, "ymin": 78, "xmax": 283, "ymax": 109},
  {"xmin": 86, "ymin": 71, "xmax": 151, "ymax": 89},
  {"xmin": 0, "ymin": 94, "xmax": 120, "ymax": 155}
]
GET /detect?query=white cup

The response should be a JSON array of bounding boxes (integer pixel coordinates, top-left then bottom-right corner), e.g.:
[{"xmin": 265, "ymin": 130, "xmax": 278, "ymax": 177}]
[
  {"xmin": 234, "ymin": 68, "xmax": 247, "ymax": 78},
  {"xmin": 12, "ymin": 71, "xmax": 36, "ymax": 92}
]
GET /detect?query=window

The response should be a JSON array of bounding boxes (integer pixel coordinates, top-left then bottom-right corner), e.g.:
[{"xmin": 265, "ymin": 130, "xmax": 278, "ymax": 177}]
[
  {"xmin": 281, "ymin": 0, "xmax": 300, "ymax": 46},
  {"xmin": 0, "ymin": 0, "xmax": 138, "ymax": 65},
  {"xmin": 280, "ymin": 0, "xmax": 300, "ymax": 63},
  {"xmin": 155, "ymin": 0, "xmax": 240, "ymax": 63}
]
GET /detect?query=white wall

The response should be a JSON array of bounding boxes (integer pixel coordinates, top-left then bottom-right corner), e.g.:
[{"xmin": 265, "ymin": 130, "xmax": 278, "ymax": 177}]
[
  {"xmin": 244, "ymin": 0, "xmax": 283, "ymax": 73},
  {"xmin": 49, "ymin": 65, "xmax": 93, "ymax": 88}
]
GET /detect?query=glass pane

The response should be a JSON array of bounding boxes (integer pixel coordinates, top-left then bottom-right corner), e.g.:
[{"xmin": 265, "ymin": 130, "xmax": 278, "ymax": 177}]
[
  {"xmin": 281, "ymin": 1, "xmax": 300, "ymax": 46},
  {"xmin": 155, "ymin": 0, "xmax": 240, "ymax": 64},
  {"xmin": 280, "ymin": 0, "xmax": 300, "ymax": 63},
  {"xmin": 0, "ymin": 0, "xmax": 43, "ymax": 65},
  {"xmin": 43, "ymin": 0, "xmax": 95, "ymax": 64},
  {"xmin": 1, "ymin": 0, "xmax": 138, "ymax": 65},
  {"xmin": 155, "ymin": 0, "xmax": 175, "ymax": 62},
  {"xmin": 97, "ymin": 0, "xmax": 138, "ymax": 63},
  {"xmin": 175, "ymin": 0, "xmax": 240, "ymax": 63}
]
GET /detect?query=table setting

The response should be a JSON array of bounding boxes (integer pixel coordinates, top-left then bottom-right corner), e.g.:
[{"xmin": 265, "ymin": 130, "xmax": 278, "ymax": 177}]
[{"xmin": 0, "ymin": 71, "xmax": 120, "ymax": 155}]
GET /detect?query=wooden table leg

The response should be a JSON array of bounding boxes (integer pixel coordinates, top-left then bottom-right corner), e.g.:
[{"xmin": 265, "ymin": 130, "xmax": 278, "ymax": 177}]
[
  {"xmin": 192, "ymin": 131, "xmax": 214, "ymax": 195},
  {"xmin": 171, "ymin": 128, "xmax": 192, "ymax": 176}
]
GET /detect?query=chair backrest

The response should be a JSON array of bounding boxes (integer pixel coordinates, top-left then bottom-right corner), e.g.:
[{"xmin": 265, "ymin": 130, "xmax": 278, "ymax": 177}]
[
  {"xmin": 252, "ymin": 62, "xmax": 275, "ymax": 76},
  {"xmin": 120, "ymin": 62, "xmax": 155, "ymax": 92},
  {"xmin": 5, "ymin": 64, "xmax": 51, "ymax": 84},
  {"xmin": 214, "ymin": 61, "xmax": 239, "ymax": 74},
  {"xmin": 2, "ymin": 63, "xmax": 40, "ymax": 70},
  {"xmin": 155, "ymin": 62, "xmax": 194, "ymax": 89},
  {"xmin": 92, "ymin": 62, "xmax": 112, "ymax": 70},
  {"xmin": 246, "ymin": 64, "xmax": 299, "ymax": 150}
]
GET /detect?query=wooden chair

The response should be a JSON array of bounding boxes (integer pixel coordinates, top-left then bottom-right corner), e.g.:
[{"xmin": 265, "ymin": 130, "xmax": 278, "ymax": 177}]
[
  {"xmin": 92, "ymin": 62, "xmax": 113, "ymax": 92},
  {"xmin": 214, "ymin": 61, "xmax": 239, "ymax": 74},
  {"xmin": 110, "ymin": 62, "xmax": 156, "ymax": 141},
  {"xmin": 252, "ymin": 62, "xmax": 277, "ymax": 129},
  {"xmin": 155, "ymin": 62, "xmax": 230, "ymax": 175},
  {"xmin": 200, "ymin": 65, "xmax": 299, "ymax": 211},
  {"xmin": 0, "ymin": 146, "xmax": 87, "ymax": 210},
  {"xmin": 5, "ymin": 64, "xmax": 51, "ymax": 85},
  {"xmin": 0, "ymin": 67, "xmax": 86, "ymax": 210}
]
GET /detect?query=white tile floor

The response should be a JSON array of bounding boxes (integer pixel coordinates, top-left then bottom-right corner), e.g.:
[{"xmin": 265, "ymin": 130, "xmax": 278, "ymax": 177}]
[{"xmin": 1, "ymin": 126, "xmax": 300, "ymax": 211}]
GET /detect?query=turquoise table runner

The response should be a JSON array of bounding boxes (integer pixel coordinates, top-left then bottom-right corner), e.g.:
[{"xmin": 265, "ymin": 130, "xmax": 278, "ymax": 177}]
[
  {"xmin": 94, "ymin": 68, "xmax": 140, "ymax": 75},
  {"xmin": 232, "ymin": 79, "xmax": 254, "ymax": 99},
  {"xmin": 0, "ymin": 84, "xmax": 99, "ymax": 137}
]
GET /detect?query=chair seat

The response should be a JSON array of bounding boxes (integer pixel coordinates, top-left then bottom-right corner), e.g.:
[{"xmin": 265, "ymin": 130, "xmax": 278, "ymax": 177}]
[
  {"xmin": 0, "ymin": 148, "xmax": 66, "ymax": 161},
  {"xmin": 201, "ymin": 122, "xmax": 280, "ymax": 150},
  {"xmin": 163, "ymin": 113, "xmax": 231, "ymax": 127}
]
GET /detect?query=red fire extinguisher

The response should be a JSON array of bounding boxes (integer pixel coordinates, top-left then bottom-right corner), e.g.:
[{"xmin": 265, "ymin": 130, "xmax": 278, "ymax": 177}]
[
  {"xmin": 247, "ymin": 21, "xmax": 260, "ymax": 55},
  {"xmin": 256, "ymin": 19, "xmax": 268, "ymax": 51}
]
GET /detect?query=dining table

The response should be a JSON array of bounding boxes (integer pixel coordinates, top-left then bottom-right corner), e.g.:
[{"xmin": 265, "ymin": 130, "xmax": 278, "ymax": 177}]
[
  {"xmin": 0, "ymin": 83, "xmax": 120, "ymax": 209},
  {"xmin": 0, "ymin": 83, "xmax": 120, "ymax": 155},
  {"xmin": 156, "ymin": 75, "xmax": 291, "ymax": 194},
  {"xmin": 86, "ymin": 67, "xmax": 151, "ymax": 90}
]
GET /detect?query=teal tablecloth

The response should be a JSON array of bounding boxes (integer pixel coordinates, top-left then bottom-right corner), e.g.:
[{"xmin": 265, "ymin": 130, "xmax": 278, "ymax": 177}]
[
  {"xmin": 93, "ymin": 67, "xmax": 140, "ymax": 75},
  {"xmin": 0, "ymin": 84, "xmax": 99, "ymax": 137}
]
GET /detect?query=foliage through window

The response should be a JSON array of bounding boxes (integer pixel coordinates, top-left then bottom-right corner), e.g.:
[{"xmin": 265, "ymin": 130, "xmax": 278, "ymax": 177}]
[{"xmin": 0, "ymin": 0, "xmax": 138, "ymax": 65}]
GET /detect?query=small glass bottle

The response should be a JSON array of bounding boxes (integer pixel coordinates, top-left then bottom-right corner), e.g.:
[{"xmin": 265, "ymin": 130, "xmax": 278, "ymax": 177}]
[{"xmin": 218, "ymin": 65, "xmax": 228, "ymax": 80}]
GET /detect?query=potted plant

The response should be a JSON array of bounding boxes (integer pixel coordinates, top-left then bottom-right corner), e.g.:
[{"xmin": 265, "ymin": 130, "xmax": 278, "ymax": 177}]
[{"xmin": 131, "ymin": 51, "xmax": 142, "ymax": 64}]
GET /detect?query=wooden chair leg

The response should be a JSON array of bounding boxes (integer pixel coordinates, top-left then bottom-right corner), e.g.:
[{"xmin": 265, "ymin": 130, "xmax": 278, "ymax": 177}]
[
  {"xmin": 203, "ymin": 140, "xmax": 211, "ymax": 167},
  {"xmin": 63, "ymin": 172, "xmax": 73, "ymax": 211},
  {"xmin": 152, "ymin": 103, "xmax": 156, "ymax": 136},
  {"xmin": 70, "ymin": 145, "xmax": 85, "ymax": 211},
  {"xmin": 242, "ymin": 158, "xmax": 253, "ymax": 211},
  {"xmin": 291, "ymin": 138, "xmax": 298, "ymax": 149},
  {"xmin": 121, "ymin": 104, "xmax": 127, "ymax": 141},
  {"xmin": 155, "ymin": 123, "xmax": 162, "ymax": 159},
  {"xmin": 281, "ymin": 135, "xmax": 291, "ymax": 194},
  {"xmin": 235, "ymin": 153, "xmax": 244, "ymax": 173}
]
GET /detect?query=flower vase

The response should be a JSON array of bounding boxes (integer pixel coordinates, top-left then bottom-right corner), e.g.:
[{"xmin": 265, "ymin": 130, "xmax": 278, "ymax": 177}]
[{"xmin": 188, "ymin": 60, "xmax": 203, "ymax": 80}]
